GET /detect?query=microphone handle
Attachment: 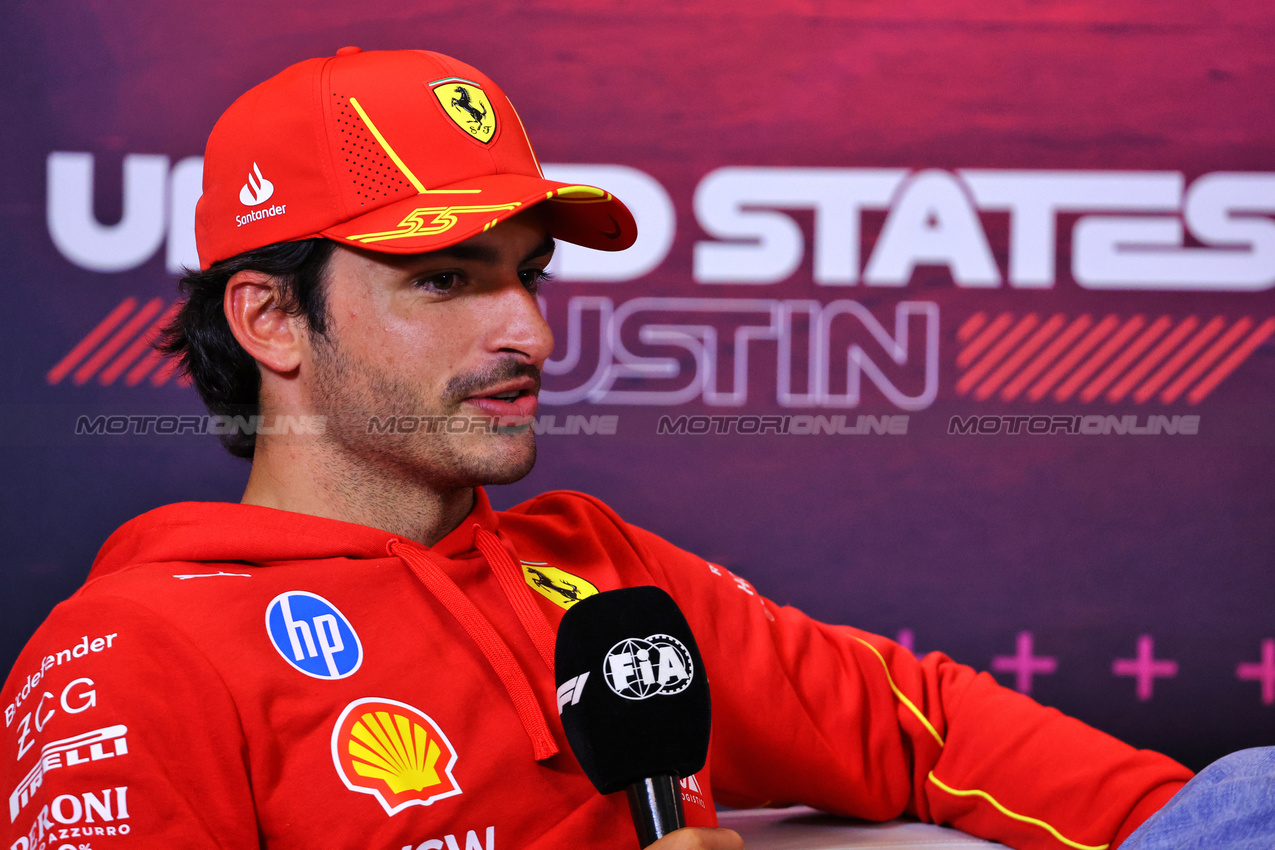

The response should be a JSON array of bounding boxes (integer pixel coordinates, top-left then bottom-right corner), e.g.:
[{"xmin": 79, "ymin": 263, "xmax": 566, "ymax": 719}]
[{"xmin": 625, "ymin": 773, "xmax": 686, "ymax": 847}]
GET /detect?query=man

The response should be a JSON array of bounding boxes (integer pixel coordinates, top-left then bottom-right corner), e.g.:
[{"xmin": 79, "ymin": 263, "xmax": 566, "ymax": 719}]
[{"xmin": 2, "ymin": 48, "xmax": 1191, "ymax": 850}]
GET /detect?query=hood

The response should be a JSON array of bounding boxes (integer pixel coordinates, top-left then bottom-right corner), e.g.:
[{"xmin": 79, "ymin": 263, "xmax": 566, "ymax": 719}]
[
  {"xmin": 84, "ymin": 487, "xmax": 559, "ymax": 761},
  {"xmin": 88, "ymin": 488, "xmax": 502, "ymax": 581}
]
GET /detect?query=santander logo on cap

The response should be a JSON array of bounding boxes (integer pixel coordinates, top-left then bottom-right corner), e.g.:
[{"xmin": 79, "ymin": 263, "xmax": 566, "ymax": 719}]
[{"xmin": 239, "ymin": 162, "xmax": 275, "ymax": 206}]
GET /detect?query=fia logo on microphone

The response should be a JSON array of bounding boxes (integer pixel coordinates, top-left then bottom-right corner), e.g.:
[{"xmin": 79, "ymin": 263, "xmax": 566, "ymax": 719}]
[{"xmin": 603, "ymin": 634, "xmax": 694, "ymax": 700}]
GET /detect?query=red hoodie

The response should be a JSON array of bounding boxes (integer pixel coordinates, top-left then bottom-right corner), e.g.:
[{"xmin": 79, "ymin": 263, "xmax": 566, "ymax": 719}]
[{"xmin": 2, "ymin": 489, "xmax": 1188, "ymax": 850}]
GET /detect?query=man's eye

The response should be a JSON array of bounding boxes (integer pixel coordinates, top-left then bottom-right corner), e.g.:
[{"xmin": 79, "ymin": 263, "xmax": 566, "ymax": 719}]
[
  {"xmin": 520, "ymin": 268, "xmax": 553, "ymax": 292},
  {"xmin": 417, "ymin": 272, "xmax": 461, "ymax": 293}
]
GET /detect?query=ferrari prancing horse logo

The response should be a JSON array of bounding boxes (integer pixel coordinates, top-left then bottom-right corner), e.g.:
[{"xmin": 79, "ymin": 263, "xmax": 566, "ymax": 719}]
[
  {"xmin": 430, "ymin": 78, "xmax": 496, "ymax": 144},
  {"xmin": 520, "ymin": 562, "xmax": 599, "ymax": 609}
]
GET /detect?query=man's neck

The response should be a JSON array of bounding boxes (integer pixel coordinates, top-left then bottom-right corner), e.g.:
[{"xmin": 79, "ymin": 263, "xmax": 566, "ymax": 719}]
[{"xmin": 241, "ymin": 437, "xmax": 476, "ymax": 547}]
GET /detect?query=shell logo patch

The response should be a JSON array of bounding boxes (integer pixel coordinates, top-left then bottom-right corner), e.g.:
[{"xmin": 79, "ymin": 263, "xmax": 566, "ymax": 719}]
[
  {"xmin": 520, "ymin": 562, "xmax": 599, "ymax": 609},
  {"xmin": 331, "ymin": 697, "xmax": 461, "ymax": 815},
  {"xmin": 430, "ymin": 78, "xmax": 496, "ymax": 144}
]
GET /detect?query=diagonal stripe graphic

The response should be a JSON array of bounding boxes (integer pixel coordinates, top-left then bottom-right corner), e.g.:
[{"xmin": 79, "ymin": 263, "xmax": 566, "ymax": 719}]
[
  {"xmin": 1053, "ymin": 316, "xmax": 1145, "ymax": 402},
  {"xmin": 1105, "ymin": 317, "xmax": 1199, "ymax": 403},
  {"xmin": 1027, "ymin": 316, "xmax": 1120, "ymax": 401},
  {"xmin": 98, "ymin": 302, "xmax": 179, "ymax": 385},
  {"xmin": 1159, "ymin": 318, "xmax": 1253, "ymax": 404},
  {"xmin": 149, "ymin": 350, "xmax": 186, "ymax": 387},
  {"xmin": 974, "ymin": 314, "xmax": 1066, "ymax": 401},
  {"xmin": 958, "ymin": 314, "xmax": 1039, "ymax": 396},
  {"xmin": 1000, "ymin": 315, "xmax": 1093, "ymax": 401},
  {"xmin": 73, "ymin": 298, "xmax": 165, "ymax": 385},
  {"xmin": 125, "ymin": 348, "xmax": 166, "ymax": 387},
  {"xmin": 1187, "ymin": 318, "xmax": 1275, "ymax": 404},
  {"xmin": 958, "ymin": 312, "xmax": 988, "ymax": 343},
  {"xmin": 1132, "ymin": 316, "xmax": 1225, "ymax": 403},
  {"xmin": 957, "ymin": 312, "xmax": 1271, "ymax": 406},
  {"xmin": 46, "ymin": 298, "xmax": 138, "ymax": 385},
  {"xmin": 957, "ymin": 313, "xmax": 1014, "ymax": 369},
  {"xmin": 1079, "ymin": 316, "xmax": 1173, "ymax": 403}
]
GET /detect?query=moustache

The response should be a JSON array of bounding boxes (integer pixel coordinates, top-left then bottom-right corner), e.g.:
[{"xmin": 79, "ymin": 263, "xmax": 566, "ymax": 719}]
[{"xmin": 444, "ymin": 360, "xmax": 542, "ymax": 404}]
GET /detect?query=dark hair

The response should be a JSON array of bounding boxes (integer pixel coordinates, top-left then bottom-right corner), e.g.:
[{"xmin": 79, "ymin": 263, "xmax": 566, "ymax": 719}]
[{"xmin": 158, "ymin": 239, "xmax": 336, "ymax": 459}]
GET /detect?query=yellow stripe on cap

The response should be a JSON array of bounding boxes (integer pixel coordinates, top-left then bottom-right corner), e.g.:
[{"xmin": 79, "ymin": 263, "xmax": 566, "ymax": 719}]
[
  {"xmin": 349, "ymin": 97, "xmax": 427, "ymax": 193},
  {"xmin": 549, "ymin": 185, "xmax": 610, "ymax": 202}
]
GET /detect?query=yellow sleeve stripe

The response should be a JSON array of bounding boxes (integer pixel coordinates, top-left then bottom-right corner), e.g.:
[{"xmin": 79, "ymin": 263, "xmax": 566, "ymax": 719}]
[
  {"xmin": 348, "ymin": 97, "xmax": 427, "ymax": 193},
  {"xmin": 854, "ymin": 637, "xmax": 1103, "ymax": 849},
  {"xmin": 853, "ymin": 637, "xmax": 945, "ymax": 748},
  {"xmin": 927, "ymin": 772, "xmax": 1110, "ymax": 850}
]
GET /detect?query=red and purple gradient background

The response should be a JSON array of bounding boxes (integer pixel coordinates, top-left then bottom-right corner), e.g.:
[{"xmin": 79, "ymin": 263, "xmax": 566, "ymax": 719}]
[{"xmin": 2, "ymin": 0, "xmax": 1273, "ymax": 770}]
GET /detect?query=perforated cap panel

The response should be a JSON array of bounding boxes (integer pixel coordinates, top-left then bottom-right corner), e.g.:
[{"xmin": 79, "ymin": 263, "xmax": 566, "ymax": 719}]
[{"xmin": 333, "ymin": 93, "xmax": 412, "ymax": 206}]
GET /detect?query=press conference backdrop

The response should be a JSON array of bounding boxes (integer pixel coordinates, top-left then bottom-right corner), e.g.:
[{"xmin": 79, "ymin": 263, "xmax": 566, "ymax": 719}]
[{"xmin": 2, "ymin": 1, "xmax": 1273, "ymax": 772}]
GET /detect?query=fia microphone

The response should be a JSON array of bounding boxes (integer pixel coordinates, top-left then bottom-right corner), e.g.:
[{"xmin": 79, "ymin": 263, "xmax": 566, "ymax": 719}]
[{"xmin": 554, "ymin": 586, "xmax": 712, "ymax": 847}]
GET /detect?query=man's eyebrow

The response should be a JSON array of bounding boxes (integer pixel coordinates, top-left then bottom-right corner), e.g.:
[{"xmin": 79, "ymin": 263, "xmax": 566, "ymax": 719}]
[
  {"xmin": 428, "ymin": 233, "xmax": 556, "ymax": 266},
  {"xmin": 522, "ymin": 233, "xmax": 556, "ymax": 264}
]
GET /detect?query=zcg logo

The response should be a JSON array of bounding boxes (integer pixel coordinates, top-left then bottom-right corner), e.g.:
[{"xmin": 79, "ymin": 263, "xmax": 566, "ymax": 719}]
[
  {"xmin": 266, "ymin": 592, "xmax": 363, "ymax": 679},
  {"xmin": 603, "ymin": 635, "xmax": 694, "ymax": 700}
]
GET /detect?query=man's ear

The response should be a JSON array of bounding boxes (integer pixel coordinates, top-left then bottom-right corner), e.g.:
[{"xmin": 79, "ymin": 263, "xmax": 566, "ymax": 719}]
[{"xmin": 224, "ymin": 271, "xmax": 306, "ymax": 375}]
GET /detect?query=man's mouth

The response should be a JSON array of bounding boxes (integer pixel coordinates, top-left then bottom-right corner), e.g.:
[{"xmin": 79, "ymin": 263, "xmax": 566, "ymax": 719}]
[
  {"xmin": 447, "ymin": 361, "xmax": 542, "ymax": 427},
  {"xmin": 463, "ymin": 380, "xmax": 539, "ymax": 422}
]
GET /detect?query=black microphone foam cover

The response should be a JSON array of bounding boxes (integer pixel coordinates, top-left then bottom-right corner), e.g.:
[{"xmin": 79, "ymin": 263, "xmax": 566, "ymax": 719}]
[{"xmin": 554, "ymin": 586, "xmax": 711, "ymax": 795}]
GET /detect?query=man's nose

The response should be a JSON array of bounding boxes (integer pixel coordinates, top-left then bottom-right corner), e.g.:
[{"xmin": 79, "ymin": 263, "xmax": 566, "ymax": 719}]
[{"xmin": 488, "ymin": 281, "xmax": 555, "ymax": 365}]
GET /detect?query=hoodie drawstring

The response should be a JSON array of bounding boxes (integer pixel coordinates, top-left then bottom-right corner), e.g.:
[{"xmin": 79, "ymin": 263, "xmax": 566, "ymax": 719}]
[
  {"xmin": 388, "ymin": 539, "xmax": 558, "ymax": 761},
  {"xmin": 473, "ymin": 525, "xmax": 557, "ymax": 669}
]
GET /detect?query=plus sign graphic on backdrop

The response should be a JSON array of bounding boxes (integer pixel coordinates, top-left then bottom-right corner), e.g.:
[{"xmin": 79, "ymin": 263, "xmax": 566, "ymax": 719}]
[
  {"xmin": 896, "ymin": 629, "xmax": 916, "ymax": 655},
  {"xmin": 1113, "ymin": 635, "xmax": 1179, "ymax": 701},
  {"xmin": 992, "ymin": 631, "xmax": 1058, "ymax": 694},
  {"xmin": 894, "ymin": 628, "xmax": 1275, "ymax": 706},
  {"xmin": 1236, "ymin": 639, "xmax": 1275, "ymax": 706}
]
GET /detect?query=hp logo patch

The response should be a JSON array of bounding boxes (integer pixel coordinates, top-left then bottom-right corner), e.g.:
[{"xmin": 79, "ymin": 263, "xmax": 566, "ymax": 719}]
[
  {"xmin": 266, "ymin": 591, "xmax": 363, "ymax": 679},
  {"xmin": 603, "ymin": 634, "xmax": 693, "ymax": 700}
]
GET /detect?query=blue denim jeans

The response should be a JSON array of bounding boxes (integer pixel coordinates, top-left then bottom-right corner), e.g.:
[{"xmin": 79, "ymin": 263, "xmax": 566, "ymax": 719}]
[{"xmin": 1121, "ymin": 747, "xmax": 1275, "ymax": 849}]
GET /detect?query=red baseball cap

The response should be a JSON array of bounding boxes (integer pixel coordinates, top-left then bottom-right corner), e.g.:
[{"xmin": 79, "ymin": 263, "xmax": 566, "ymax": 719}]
[{"xmin": 195, "ymin": 47, "xmax": 637, "ymax": 269}]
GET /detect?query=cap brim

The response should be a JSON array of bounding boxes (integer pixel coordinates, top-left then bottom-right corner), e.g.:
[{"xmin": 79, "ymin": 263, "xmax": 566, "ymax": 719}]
[{"xmin": 322, "ymin": 173, "xmax": 637, "ymax": 255}]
